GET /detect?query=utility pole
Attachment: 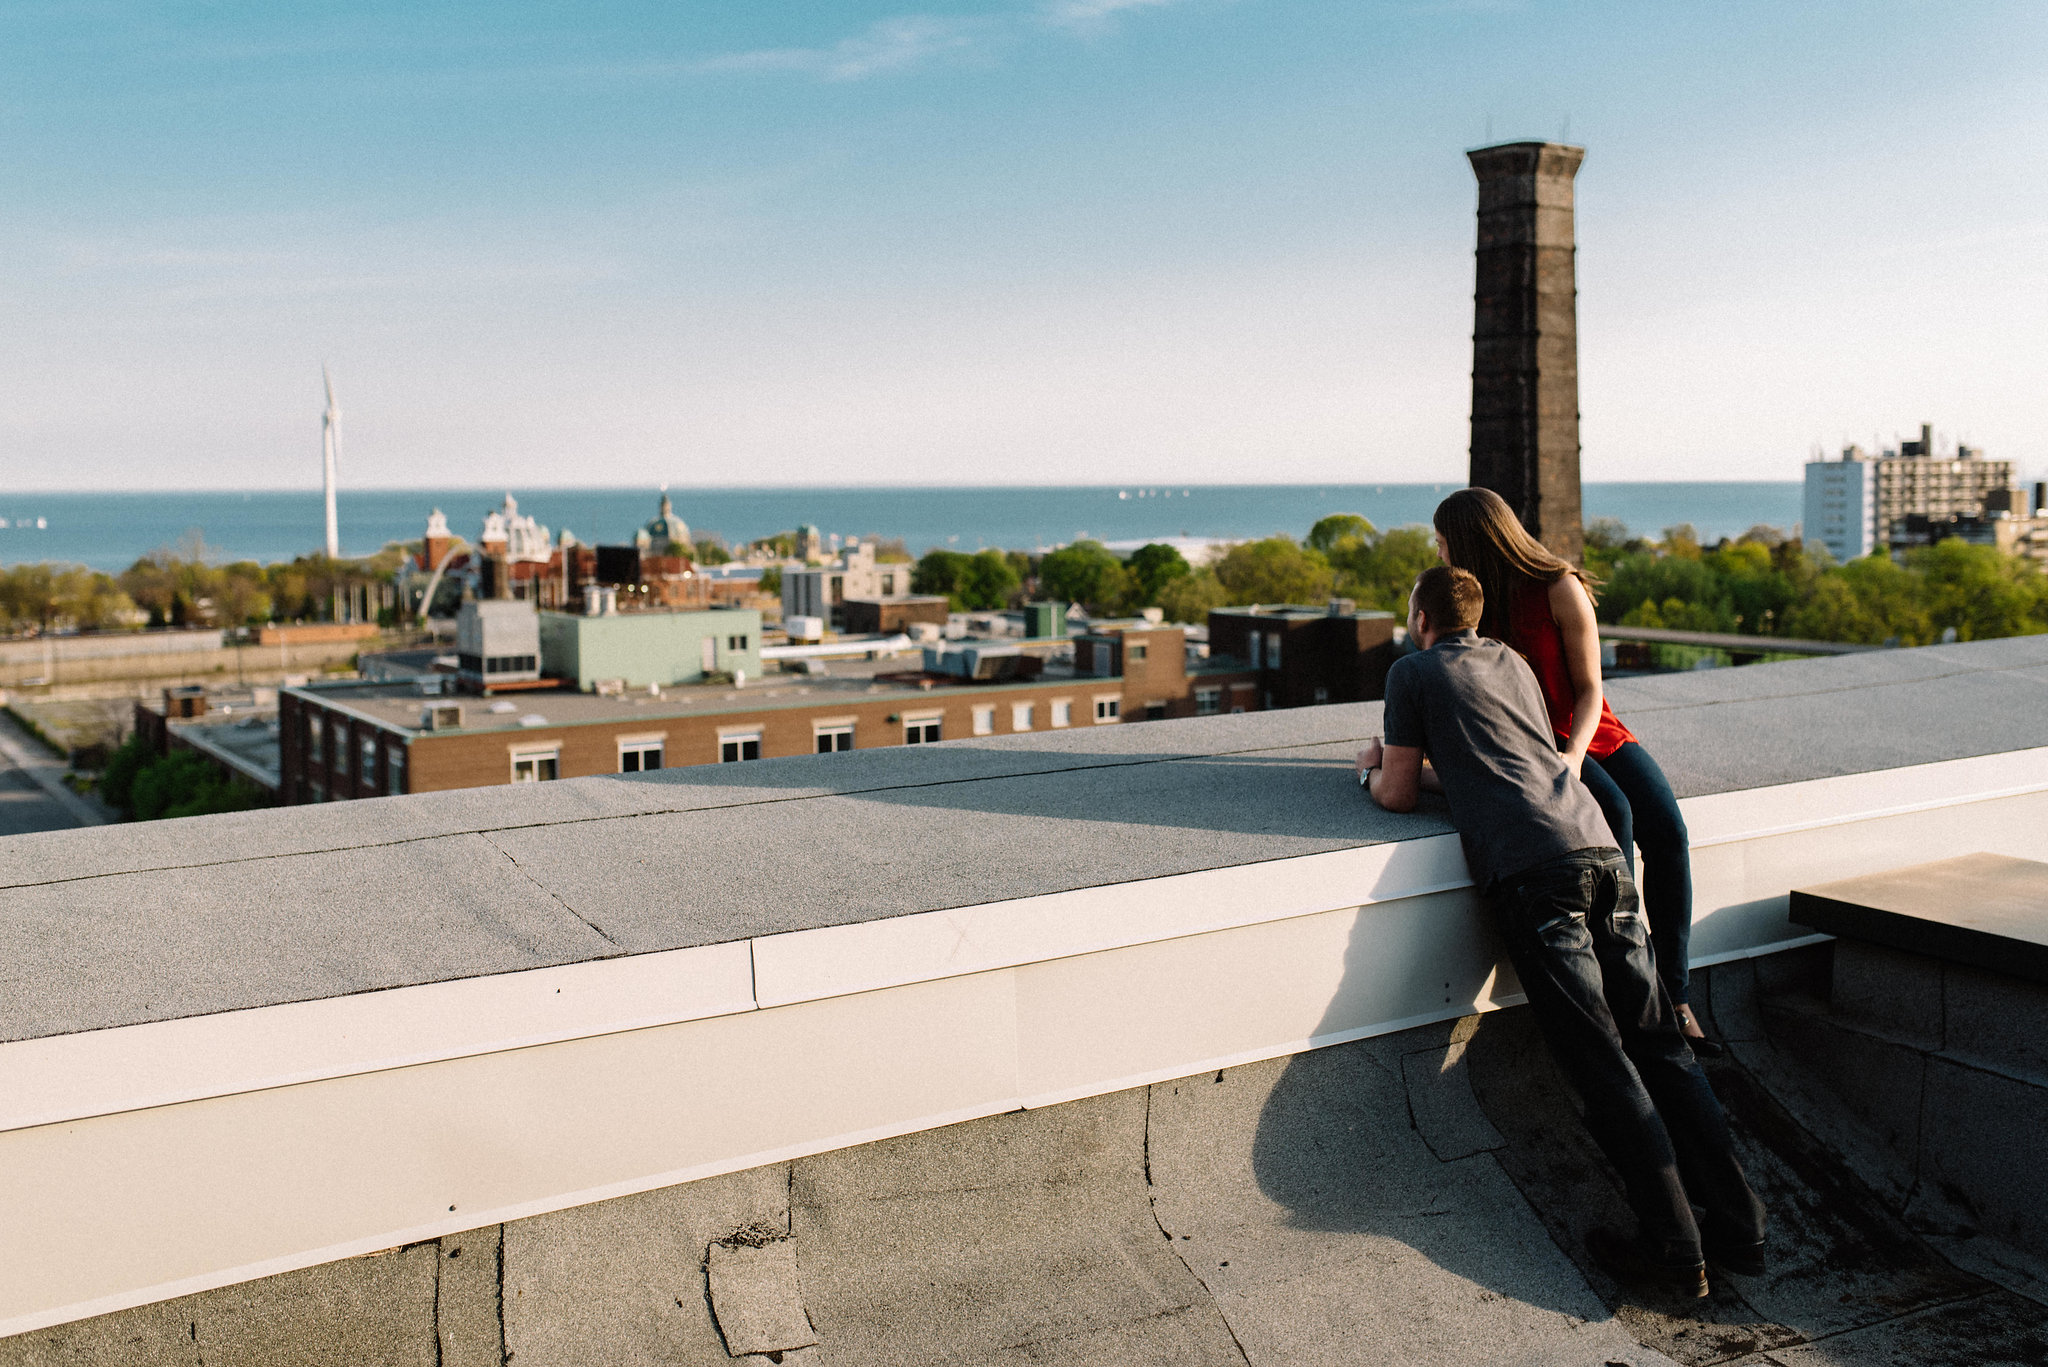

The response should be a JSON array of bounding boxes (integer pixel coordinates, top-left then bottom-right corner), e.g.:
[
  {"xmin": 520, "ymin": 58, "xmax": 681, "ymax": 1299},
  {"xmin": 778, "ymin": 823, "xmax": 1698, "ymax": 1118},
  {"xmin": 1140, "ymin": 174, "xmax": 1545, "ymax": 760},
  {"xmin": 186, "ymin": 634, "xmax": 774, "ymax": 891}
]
[{"xmin": 321, "ymin": 366, "xmax": 342, "ymax": 560}]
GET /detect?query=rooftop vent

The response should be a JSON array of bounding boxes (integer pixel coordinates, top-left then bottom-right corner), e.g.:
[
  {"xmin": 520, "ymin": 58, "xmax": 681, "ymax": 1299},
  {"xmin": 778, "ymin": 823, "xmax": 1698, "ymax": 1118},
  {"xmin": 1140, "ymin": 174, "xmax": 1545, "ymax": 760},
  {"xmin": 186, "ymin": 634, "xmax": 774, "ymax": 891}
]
[
  {"xmin": 419, "ymin": 703, "xmax": 464, "ymax": 731},
  {"xmin": 920, "ymin": 645, "xmax": 1045, "ymax": 682}
]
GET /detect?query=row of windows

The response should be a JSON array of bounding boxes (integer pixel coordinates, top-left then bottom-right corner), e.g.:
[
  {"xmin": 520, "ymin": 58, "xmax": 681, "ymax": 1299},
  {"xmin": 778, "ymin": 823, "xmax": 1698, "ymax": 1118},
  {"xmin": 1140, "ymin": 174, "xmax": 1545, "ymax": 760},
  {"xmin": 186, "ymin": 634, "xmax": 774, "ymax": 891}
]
[
  {"xmin": 432, "ymin": 690, "xmax": 1134, "ymax": 786},
  {"xmin": 299, "ymin": 709, "xmax": 405, "ymax": 799}
]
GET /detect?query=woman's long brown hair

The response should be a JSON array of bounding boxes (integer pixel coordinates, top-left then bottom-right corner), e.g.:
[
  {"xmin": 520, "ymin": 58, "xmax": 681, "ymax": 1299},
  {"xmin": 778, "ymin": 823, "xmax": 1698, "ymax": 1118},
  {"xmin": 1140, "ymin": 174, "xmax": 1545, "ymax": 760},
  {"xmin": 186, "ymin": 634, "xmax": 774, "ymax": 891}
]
[{"xmin": 1431, "ymin": 487, "xmax": 1598, "ymax": 641}]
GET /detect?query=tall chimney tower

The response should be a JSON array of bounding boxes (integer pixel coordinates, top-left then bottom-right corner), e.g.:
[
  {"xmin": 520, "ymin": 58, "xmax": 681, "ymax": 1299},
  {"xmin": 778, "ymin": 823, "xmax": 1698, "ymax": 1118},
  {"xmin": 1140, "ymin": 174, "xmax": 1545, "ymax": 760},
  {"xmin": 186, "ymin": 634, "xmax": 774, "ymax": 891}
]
[{"xmin": 1466, "ymin": 141, "xmax": 1586, "ymax": 563}]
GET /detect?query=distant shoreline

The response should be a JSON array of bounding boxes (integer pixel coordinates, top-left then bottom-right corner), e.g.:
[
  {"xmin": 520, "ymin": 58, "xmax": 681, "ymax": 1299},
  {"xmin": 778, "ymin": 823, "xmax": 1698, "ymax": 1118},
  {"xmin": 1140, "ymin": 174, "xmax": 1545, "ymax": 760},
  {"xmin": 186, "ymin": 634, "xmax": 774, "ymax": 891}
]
[{"xmin": 1, "ymin": 482, "xmax": 1806, "ymax": 574}]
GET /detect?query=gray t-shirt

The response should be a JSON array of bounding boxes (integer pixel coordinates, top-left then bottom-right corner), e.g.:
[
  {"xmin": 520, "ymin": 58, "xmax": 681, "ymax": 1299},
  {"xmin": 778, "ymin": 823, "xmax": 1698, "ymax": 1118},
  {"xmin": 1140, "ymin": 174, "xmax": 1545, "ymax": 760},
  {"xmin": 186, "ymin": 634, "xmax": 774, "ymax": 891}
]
[{"xmin": 1380, "ymin": 629, "xmax": 1615, "ymax": 886}]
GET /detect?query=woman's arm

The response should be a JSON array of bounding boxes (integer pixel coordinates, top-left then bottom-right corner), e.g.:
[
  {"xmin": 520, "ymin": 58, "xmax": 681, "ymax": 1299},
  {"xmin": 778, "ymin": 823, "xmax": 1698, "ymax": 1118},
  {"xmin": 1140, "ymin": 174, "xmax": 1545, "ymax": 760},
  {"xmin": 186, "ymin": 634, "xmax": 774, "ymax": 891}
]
[{"xmin": 1549, "ymin": 574, "xmax": 1604, "ymax": 777}]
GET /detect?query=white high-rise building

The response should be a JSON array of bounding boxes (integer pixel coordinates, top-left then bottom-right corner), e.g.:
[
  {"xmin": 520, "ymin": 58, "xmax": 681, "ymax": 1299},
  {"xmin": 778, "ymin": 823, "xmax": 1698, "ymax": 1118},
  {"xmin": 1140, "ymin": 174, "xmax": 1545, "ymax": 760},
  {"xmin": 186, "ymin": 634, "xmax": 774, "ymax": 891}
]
[{"xmin": 1804, "ymin": 449, "xmax": 1877, "ymax": 564}]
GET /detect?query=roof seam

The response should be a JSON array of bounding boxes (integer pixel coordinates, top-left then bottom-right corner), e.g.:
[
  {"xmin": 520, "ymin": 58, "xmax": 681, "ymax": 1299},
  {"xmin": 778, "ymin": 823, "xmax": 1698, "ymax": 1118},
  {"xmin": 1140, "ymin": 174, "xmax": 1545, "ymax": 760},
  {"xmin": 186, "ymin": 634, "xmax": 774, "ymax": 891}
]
[{"xmin": 477, "ymin": 830, "xmax": 621, "ymax": 949}]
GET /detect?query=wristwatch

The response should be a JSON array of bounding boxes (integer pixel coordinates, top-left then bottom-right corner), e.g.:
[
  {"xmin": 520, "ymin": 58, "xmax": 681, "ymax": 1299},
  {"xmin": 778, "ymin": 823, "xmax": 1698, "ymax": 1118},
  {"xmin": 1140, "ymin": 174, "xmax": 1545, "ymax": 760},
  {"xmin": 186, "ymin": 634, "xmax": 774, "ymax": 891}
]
[{"xmin": 1359, "ymin": 765, "xmax": 1377, "ymax": 790}]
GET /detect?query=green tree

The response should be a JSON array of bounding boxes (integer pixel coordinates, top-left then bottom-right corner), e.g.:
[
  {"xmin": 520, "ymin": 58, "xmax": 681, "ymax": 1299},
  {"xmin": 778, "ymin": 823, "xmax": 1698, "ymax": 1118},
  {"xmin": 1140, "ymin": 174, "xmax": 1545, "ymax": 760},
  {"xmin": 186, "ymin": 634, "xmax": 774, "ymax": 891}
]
[
  {"xmin": 98, "ymin": 733, "xmax": 152, "ymax": 813},
  {"xmin": 1907, "ymin": 539, "xmax": 2048, "ymax": 641},
  {"xmin": 1660, "ymin": 524, "xmax": 1703, "ymax": 560},
  {"xmin": 1157, "ymin": 568, "xmax": 1229, "ymax": 624},
  {"xmin": 911, "ymin": 549, "xmax": 973, "ymax": 598},
  {"xmin": 1342, "ymin": 526, "xmax": 1439, "ymax": 612},
  {"xmin": 954, "ymin": 550, "xmax": 1021, "ymax": 611},
  {"xmin": 99, "ymin": 737, "xmax": 265, "ymax": 822},
  {"xmin": 692, "ymin": 538, "xmax": 732, "ymax": 565},
  {"xmin": 1125, "ymin": 543, "xmax": 1191, "ymax": 604},
  {"xmin": 1779, "ymin": 552, "xmax": 1932, "ymax": 645},
  {"xmin": 1306, "ymin": 514, "xmax": 1375, "ymax": 554},
  {"xmin": 1212, "ymin": 536, "xmax": 1334, "ymax": 606},
  {"xmin": 1037, "ymin": 541, "xmax": 1135, "ymax": 614}
]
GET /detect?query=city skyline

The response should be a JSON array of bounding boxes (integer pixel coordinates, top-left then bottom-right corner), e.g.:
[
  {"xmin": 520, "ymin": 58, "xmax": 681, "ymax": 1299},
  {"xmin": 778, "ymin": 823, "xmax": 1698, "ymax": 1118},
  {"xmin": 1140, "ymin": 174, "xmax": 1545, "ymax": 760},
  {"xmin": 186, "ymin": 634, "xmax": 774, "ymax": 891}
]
[{"xmin": 3, "ymin": 1, "xmax": 2044, "ymax": 492}]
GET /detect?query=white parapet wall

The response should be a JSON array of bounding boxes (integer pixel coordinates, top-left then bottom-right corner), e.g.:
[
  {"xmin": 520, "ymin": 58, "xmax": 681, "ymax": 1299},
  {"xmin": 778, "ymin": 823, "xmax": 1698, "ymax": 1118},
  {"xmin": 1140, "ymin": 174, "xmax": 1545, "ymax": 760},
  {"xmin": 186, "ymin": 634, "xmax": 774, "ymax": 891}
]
[{"xmin": 3, "ymin": 744, "xmax": 2045, "ymax": 1336}]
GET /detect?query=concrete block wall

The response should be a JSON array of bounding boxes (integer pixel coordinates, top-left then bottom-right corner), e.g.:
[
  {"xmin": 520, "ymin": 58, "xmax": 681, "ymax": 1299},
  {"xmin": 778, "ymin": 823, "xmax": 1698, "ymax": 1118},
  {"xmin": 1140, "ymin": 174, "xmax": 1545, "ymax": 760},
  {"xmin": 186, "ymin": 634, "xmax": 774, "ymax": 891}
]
[{"xmin": 1720, "ymin": 940, "xmax": 2048, "ymax": 1254}]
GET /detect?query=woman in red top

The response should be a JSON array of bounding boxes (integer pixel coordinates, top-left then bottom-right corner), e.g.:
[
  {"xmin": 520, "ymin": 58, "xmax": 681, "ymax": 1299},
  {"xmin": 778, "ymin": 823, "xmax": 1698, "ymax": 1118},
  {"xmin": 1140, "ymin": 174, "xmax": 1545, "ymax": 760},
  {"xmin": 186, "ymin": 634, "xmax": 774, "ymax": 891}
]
[{"xmin": 1432, "ymin": 488, "xmax": 1717, "ymax": 1053}]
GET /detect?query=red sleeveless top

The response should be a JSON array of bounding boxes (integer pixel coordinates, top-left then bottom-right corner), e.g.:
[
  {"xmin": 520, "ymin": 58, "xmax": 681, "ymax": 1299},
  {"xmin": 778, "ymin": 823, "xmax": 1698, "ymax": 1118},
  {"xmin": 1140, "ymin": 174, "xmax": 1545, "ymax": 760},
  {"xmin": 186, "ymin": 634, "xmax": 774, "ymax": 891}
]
[{"xmin": 1505, "ymin": 579, "xmax": 1635, "ymax": 760}]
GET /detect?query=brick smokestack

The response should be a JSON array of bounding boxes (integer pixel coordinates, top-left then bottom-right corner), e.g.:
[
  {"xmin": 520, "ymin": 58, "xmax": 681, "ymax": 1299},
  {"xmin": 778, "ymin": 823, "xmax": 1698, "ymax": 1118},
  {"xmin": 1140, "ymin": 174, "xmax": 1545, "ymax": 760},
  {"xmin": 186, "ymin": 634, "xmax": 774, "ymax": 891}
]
[{"xmin": 1467, "ymin": 141, "xmax": 1586, "ymax": 564}]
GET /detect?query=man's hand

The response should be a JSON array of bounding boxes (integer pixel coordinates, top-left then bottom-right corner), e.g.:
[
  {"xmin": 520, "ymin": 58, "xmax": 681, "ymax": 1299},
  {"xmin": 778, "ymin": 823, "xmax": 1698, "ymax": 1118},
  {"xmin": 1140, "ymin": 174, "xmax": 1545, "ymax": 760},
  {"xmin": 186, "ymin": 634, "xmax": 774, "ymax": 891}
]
[
  {"xmin": 1355, "ymin": 738, "xmax": 1384, "ymax": 778},
  {"xmin": 1363, "ymin": 742, "xmax": 1425, "ymax": 812}
]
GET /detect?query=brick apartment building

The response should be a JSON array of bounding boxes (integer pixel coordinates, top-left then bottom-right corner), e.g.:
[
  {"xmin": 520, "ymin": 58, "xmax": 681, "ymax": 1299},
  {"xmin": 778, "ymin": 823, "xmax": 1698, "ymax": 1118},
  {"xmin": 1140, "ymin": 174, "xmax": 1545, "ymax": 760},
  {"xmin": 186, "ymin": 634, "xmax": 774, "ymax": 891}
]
[
  {"xmin": 279, "ymin": 626, "xmax": 1258, "ymax": 802},
  {"xmin": 1206, "ymin": 602, "xmax": 1401, "ymax": 711}
]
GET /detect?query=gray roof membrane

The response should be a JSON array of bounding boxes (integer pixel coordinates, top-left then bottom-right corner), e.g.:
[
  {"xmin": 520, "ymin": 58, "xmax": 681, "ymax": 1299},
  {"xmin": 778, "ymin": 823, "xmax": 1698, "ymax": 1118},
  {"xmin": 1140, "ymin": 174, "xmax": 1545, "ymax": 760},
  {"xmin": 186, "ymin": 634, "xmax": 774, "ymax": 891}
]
[{"xmin": 2, "ymin": 635, "xmax": 2045, "ymax": 1042}]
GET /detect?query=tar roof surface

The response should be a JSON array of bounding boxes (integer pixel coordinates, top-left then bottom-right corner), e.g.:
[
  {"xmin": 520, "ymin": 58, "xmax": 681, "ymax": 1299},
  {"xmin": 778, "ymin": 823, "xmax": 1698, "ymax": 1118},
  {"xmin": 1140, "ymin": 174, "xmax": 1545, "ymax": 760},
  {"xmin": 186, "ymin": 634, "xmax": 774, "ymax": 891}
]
[{"xmin": 3, "ymin": 636, "xmax": 2045, "ymax": 1041}]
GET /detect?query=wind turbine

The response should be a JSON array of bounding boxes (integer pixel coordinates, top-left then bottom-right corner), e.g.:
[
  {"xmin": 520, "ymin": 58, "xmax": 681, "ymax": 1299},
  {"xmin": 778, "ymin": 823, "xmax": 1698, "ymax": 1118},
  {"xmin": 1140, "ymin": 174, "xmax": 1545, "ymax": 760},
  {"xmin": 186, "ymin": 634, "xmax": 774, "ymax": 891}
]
[{"xmin": 321, "ymin": 365, "xmax": 342, "ymax": 559}]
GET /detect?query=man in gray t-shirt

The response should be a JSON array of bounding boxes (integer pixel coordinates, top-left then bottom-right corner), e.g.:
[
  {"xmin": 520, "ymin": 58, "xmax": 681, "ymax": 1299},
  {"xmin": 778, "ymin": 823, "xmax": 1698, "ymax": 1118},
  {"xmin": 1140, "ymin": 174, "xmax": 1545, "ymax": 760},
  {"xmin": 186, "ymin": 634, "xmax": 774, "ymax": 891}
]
[
  {"xmin": 1375, "ymin": 608, "xmax": 1612, "ymax": 887},
  {"xmin": 1358, "ymin": 566, "xmax": 1764, "ymax": 1298}
]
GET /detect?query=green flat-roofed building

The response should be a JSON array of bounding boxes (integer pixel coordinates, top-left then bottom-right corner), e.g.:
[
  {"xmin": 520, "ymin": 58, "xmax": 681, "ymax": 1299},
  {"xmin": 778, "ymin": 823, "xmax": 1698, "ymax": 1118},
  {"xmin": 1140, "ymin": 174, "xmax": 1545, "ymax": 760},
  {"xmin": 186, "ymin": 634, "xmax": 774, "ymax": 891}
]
[{"xmin": 540, "ymin": 608, "xmax": 764, "ymax": 691}]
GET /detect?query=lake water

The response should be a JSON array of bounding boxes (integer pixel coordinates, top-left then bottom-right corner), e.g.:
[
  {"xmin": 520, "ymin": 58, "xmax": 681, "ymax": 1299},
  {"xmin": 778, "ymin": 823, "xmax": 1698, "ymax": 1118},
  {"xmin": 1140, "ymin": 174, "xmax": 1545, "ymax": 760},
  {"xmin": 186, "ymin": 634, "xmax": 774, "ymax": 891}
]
[{"xmin": 0, "ymin": 482, "xmax": 1803, "ymax": 573}]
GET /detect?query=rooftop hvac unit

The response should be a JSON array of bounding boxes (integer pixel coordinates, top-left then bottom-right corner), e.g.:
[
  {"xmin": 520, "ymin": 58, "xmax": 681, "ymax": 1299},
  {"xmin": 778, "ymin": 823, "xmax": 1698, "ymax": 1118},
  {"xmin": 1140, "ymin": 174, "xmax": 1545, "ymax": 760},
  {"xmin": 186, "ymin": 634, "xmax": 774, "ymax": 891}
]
[
  {"xmin": 420, "ymin": 703, "xmax": 464, "ymax": 731},
  {"xmin": 922, "ymin": 645, "xmax": 1044, "ymax": 682}
]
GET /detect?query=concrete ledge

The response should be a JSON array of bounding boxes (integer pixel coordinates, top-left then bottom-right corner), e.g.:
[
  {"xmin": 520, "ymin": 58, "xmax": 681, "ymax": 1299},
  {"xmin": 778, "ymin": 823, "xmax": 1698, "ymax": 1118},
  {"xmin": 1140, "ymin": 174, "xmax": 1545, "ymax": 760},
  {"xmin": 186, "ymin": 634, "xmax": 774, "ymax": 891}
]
[{"xmin": 1790, "ymin": 852, "xmax": 2048, "ymax": 985}]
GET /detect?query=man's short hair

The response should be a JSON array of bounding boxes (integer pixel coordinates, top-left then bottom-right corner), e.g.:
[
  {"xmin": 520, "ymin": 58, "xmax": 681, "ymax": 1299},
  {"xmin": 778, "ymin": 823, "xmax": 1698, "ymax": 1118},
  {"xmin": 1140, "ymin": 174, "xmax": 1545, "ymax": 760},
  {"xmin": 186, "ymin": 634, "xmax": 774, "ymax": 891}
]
[{"xmin": 1411, "ymin": 565, "xmax": 1484, "ymax": 631}]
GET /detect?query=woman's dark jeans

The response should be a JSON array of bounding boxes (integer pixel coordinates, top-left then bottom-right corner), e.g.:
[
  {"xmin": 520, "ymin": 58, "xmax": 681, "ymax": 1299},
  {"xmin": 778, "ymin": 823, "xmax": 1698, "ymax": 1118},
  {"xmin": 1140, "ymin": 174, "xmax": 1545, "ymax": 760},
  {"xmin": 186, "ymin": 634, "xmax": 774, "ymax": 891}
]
[
  {"xmin": 1488, "ymin": 849, "xmax": 1765, "ymax": 1266},
  {"xmin": 1580, "ymin": 741, "xmax": 1694, "ymax": 1004}
]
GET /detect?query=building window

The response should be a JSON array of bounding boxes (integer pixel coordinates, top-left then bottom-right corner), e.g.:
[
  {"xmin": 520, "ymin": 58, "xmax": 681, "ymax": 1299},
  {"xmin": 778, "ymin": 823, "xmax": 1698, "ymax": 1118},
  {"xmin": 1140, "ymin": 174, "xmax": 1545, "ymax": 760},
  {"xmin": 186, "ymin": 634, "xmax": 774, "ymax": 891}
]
[
  {"xmin": 619, "ymin": 739, "xmax": 664, "ymax": 772},
  {"xmin": 1051, "ymin": 699, "xmax": 1072, "ymax": 728},
  {"xmin": 1249, "ymin": 634, "xmax": 1263, "ymax": 669},
  {"xmin": 1011, "ymin": 702, "xmax": 1033, "ymax": 731},
  {"xmin": 361, "ymin": 735, "xmax": 378, "ymax": 785},
  {"xmin": 306, "ymin": 718, "xmax": 323, "ymax": 766},
  {"xmin": 1267, "ymin": 633, "xmax": 1283, "ymax": 669},
  {"xmin": 511, "ymin": 748, "xmax": 559, "ymax": 783},
  {"xmin": 486, "ymin": 655, "xmax": 537, "ymax": 674},
  {"xmin": 1195, "ymin": 686, "xmax": 1221, "ymax": 716},
  {"xmin": 387, "ymin": 748, "xmax": 406, "ymax": 795},
  {"xmin": 721, "ymin": 733, "xmax": 762, "ymax": 763},
  {"xmin": 726, "ymin": 635, "xmax": 749, "ymax": 652},
  {"xmin": 1128, "ymin": 642, "xmax": 1147, "ymax": 661},
  {"xmin": 814, "ymin": 724, "xmax": 854, "ymax": 753},
  {"xmin": 1144, "ymin": 702, "xmax": 1167, "ymax": 721},
  {"xmin": 973, "ymin": 705, "xmax": 995, "ymax": 736},
  {"xmin": 1094, "ymin": 696, "xmax": 1120, "ymax": 722},
  {"xmin": 904, "ymin": 717, "xmax": 942, "ymax": 744},
  {"xmin": 333, "ymin": 729, "xmax": 350, "ymax": 778},
  {"xmin": 880, "ymin": 573, "xmax": 897, "ymax": 595},
  {"xmin": 1313, "ymin": 686, "xmax": 1329, "ymax": 704}
]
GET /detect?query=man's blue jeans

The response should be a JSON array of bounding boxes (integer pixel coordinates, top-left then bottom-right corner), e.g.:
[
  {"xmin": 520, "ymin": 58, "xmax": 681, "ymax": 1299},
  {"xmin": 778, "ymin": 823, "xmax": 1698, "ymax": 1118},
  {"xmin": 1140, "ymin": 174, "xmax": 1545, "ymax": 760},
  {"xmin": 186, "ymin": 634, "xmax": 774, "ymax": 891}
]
[{"xmin": 1487, "ymin": 848, "xmax": 1765, "ymax": 1266}]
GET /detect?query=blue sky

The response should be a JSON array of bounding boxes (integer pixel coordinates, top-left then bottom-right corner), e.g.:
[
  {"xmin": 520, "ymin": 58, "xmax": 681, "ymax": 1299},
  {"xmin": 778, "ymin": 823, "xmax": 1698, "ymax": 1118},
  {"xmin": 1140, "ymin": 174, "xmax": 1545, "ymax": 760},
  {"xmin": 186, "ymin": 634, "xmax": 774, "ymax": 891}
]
[{"xmin": 4, "ymin": 1, "xmax": 2044, "ymax": 490}]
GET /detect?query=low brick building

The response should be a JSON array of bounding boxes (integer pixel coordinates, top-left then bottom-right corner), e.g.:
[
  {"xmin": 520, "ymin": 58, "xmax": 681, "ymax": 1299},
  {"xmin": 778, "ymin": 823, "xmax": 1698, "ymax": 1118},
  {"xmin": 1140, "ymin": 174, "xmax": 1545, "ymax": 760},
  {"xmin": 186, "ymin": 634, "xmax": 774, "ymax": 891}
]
[
  {"xmin": 1206, "ymin": 602, "xmax": 1400, "ymax": 711},
  {"xmin": 279, "ymin": 627, "xmax": 1257, "ymax": 801}
]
